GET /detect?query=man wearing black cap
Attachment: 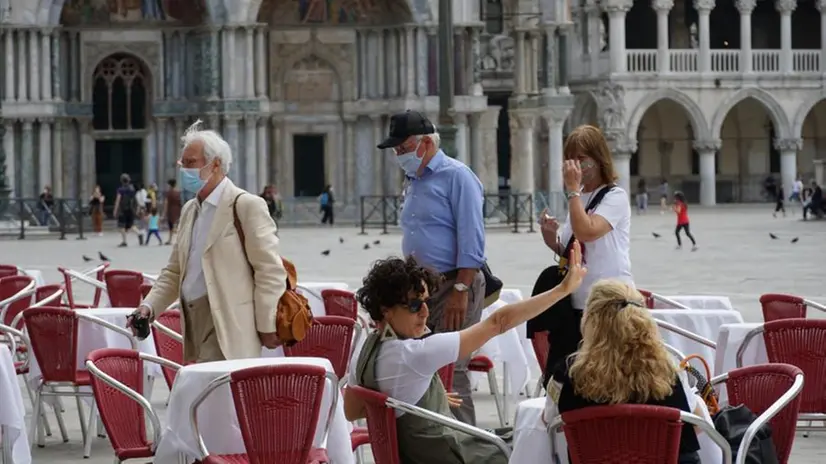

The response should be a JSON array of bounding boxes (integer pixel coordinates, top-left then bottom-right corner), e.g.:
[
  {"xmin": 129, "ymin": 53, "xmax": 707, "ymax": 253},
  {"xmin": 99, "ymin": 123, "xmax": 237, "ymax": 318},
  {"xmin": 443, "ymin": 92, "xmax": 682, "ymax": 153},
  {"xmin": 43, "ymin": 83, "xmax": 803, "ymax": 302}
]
[{"xmin": 377, "ymin": 110, "xmax": 487, "ymax": 425}]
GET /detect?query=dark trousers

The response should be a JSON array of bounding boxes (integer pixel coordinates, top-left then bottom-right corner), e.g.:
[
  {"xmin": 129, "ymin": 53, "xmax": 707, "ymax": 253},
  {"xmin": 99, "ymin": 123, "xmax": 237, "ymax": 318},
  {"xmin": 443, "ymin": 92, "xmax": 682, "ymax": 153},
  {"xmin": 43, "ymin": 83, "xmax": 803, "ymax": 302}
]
[
  {"xmin": 320, "ymin": 205, "xmax": 334, "ymax": 224},
  {"xmin": 427, "ymin": 270, "xmax": 485, "ymax": 426},
  {"xmin": 675, "ymin": 223, "xmax": 696, "ymax": 247},
  {"xmin": 144, "ymin": 230, "xmax": 162, "ymax": 245}
]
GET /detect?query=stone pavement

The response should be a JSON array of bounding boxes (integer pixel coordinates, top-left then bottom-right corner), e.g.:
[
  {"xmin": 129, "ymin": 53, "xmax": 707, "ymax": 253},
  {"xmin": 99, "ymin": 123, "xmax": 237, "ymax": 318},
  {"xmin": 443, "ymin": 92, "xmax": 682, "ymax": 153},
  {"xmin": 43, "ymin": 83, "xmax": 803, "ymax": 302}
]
[{"xmin": 4, "ymin": 205, "xmax": 825, "ymax": 463}]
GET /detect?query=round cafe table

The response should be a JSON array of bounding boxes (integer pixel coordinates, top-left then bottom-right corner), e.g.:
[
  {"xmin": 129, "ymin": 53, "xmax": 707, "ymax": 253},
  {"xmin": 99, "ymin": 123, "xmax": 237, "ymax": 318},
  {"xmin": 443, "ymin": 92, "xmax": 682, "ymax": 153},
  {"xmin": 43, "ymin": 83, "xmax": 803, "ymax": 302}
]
[
  {"xmin": 154, "ymin": 356, "xmax": 354, "ymax": 464},
  {"xmin": 0, "ymin": 345, "xmax": 30, "ymax": 464}
]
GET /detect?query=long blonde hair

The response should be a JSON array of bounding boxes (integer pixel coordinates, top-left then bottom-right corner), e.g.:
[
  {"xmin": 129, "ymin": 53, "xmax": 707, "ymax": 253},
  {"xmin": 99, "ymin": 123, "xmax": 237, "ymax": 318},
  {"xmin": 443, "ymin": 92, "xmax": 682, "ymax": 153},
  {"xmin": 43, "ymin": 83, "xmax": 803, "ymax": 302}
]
[{"xmin": 569, "ymin": 280, "xmax": 677, "ymax": 404}]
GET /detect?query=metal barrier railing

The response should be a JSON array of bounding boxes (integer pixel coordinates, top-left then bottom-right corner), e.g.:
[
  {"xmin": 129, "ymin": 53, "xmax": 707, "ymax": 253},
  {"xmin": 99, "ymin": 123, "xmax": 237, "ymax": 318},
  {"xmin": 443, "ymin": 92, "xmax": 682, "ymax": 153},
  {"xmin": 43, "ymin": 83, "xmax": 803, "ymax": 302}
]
[{"xmin": 0, "ymin": 197, "xmax": 88, "ymax": 240}]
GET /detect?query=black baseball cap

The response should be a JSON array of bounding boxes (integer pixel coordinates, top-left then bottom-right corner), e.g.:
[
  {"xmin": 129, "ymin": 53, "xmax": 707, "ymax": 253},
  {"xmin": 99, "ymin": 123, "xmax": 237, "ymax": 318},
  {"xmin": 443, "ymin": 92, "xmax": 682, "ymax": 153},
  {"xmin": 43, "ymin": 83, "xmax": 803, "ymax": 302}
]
[{"xmin": 377, "ymin": 110, "xmax": 436, "ymax": 149}]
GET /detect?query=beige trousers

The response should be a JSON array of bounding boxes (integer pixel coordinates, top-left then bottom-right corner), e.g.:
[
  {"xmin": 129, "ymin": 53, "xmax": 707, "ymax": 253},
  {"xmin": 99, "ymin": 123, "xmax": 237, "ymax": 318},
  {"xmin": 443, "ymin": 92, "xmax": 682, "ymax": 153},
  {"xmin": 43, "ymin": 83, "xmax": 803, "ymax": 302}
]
[{"xmin": 182, "ymin": 295, "xmax": 225, "ymax": 363}]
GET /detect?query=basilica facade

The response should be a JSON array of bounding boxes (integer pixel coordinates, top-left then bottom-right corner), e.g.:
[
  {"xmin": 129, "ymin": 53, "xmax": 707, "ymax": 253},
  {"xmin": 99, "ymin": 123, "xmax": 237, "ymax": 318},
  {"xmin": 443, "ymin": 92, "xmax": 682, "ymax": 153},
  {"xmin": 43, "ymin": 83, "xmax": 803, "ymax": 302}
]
[{"xmin": 0, "ymin": 0, "xmax": 575, "ymax": 220}]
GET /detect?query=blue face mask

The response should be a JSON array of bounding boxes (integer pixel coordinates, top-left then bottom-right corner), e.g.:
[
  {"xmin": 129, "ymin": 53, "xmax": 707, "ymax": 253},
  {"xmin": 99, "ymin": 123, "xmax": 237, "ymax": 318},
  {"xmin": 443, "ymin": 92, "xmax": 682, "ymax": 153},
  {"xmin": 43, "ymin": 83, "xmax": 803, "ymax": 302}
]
[
  {"xmin": 180, "ymin": 167, "xmax": 206, "ymax": 194},
  {"xmin": 396, "ymin": 142, "xmax": 423, "ymax": 175}
]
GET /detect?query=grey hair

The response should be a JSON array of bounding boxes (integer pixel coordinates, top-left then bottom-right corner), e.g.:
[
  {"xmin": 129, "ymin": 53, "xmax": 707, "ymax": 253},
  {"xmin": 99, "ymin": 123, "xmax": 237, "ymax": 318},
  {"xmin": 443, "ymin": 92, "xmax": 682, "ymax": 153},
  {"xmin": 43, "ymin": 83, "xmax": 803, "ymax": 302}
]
[
  {"xmin": 180, "ymin": 119, "xmax": 233, "ymax": 174},
  {"xmin": 417, "ymin": 131, "xmax": 441, "ymax": 149}
]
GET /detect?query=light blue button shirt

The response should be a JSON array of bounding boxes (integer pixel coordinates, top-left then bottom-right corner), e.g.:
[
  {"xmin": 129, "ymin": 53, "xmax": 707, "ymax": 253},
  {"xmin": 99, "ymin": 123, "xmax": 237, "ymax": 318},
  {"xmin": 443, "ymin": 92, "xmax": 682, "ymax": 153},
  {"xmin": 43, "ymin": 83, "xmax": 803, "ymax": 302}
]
[{"xmin": 400, "ymin": 151, "xmax": 486, "ymax": 273}]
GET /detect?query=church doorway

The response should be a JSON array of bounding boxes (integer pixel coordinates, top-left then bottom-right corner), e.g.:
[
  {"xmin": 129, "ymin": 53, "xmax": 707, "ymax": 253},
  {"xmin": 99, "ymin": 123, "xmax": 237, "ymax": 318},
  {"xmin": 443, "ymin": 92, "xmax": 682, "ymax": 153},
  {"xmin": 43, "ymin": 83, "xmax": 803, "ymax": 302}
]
[
  {"xmin": 91, "ymin": 53, "xmax": 150, "ymax": 207},
  {"xmin": 293, "ymin": 134, "xmax": 326, "ymax": 197}
]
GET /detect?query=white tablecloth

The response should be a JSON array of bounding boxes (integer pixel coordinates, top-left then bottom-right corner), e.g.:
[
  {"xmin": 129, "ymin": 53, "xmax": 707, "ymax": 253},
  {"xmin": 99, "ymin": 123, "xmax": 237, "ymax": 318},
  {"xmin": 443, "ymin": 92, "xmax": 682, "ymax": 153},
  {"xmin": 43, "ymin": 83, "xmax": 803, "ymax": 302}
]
[
  {"xmin": 510, "ymin": 381, "xmax": 722, "ymax": 464},
  {"xmin": 27, "ymin": 307, "xmax": 160, "ymax": 390},
  {"xmin": 713, "ymin": 322, "xmax": 765, "ymax": 404},
  {"xmin": 650, "ymin": 309, "xmax": 744, "ymax": 367},
  {"xmin": 654, "ymin": 296, "xmax": 734, "ymax": 310},
  {"xmin": 0, "ymin": 345, "xmax": 30, "ymax": 464},
  {"xmin": 154, "ymin": 357, "xmax": 354, "ymax": 464},
  {"xmin": 21, "ymin": 269, "xmax": 45, "ymax": 286},
  {"xmin": 298, "ymin": 282, "xmax": 350, "ymax": 318}
]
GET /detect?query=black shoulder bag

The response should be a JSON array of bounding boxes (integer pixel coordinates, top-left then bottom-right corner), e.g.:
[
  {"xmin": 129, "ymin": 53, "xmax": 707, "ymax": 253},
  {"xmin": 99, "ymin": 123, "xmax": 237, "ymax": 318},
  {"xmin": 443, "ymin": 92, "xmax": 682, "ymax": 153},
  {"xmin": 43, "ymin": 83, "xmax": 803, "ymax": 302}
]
[{"xmin": 526, "ymin": 185, "xmax": 615, "ymax": 384}]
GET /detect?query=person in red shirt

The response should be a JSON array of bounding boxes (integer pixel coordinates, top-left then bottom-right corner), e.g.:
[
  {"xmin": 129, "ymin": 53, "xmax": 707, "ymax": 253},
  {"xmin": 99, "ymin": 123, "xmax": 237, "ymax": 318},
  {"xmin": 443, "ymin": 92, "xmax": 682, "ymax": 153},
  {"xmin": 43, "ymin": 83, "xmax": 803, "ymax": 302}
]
[{"xmin": 673, "ymin": 192, "xmax": 697, "ymax": 251}]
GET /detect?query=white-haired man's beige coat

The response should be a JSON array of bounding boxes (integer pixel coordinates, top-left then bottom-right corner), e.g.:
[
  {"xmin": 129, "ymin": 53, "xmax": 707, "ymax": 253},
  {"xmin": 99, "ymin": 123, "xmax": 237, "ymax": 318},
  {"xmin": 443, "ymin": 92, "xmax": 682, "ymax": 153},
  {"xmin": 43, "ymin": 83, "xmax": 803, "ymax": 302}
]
[{"xmin": 145, "ymin": 178, "xmax": 287, "ymax": 360}]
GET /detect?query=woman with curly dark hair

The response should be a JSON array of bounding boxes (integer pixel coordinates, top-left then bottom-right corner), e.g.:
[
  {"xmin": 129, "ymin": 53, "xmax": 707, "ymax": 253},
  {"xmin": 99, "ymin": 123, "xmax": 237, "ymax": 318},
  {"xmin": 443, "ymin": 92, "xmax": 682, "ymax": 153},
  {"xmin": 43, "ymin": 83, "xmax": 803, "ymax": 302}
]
[{"xmin": 344, "ymin": 244, "xmax": 586, "ymax": 464}]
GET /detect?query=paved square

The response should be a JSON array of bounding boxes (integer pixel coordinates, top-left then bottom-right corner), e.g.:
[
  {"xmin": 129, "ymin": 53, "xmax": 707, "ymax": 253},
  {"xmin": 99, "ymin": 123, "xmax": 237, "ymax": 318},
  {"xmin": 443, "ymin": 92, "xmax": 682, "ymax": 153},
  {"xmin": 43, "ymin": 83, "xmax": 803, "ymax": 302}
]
[{"xmin": 5, "ymin": 205, "xmax": 825, "ymax": 463}]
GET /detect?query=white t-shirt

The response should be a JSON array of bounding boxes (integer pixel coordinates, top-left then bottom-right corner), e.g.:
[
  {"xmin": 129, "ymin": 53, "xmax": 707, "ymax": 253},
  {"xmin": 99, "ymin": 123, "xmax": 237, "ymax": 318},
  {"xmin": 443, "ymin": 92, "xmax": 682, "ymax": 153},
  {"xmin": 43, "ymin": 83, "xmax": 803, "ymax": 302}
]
[
  {"xmin": 793, "ymin": 180, "xmax": 803, "ymax": 194},
  {"xmin": 348, "ymin": 332, "xmax": 460, "ymax": 416},
  {"xmin": 558, "ymin": 186, "xmax": 634, "ymax": 309}
]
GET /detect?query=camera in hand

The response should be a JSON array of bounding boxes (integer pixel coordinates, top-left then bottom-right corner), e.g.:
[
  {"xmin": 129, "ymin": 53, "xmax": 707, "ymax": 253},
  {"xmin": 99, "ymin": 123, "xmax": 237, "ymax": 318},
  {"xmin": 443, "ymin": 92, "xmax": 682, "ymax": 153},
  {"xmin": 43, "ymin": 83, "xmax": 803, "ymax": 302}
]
[{"xmin": 129, "ymin": 314, "xmax": 151, "ymax": 340}]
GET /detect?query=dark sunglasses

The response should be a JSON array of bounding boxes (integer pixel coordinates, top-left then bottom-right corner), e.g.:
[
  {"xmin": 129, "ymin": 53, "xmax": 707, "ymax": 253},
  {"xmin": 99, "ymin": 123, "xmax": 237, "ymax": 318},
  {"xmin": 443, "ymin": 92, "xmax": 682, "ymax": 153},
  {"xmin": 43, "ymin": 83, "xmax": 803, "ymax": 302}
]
[{"xmin": 405, "ymin": 298, "xmax": 430, "ymax": 313}]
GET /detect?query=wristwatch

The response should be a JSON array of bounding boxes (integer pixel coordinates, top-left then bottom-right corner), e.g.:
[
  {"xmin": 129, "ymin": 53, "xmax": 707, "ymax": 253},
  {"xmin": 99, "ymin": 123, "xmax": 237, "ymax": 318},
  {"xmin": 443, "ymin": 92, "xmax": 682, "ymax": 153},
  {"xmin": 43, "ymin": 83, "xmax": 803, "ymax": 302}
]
[
  {"xmin": 453, "ymin": 283, "xmax": 469, "ymax": 292},
  {"xmin": 565, "ymin": 190, "xmax": 581, "ymax": 201}
]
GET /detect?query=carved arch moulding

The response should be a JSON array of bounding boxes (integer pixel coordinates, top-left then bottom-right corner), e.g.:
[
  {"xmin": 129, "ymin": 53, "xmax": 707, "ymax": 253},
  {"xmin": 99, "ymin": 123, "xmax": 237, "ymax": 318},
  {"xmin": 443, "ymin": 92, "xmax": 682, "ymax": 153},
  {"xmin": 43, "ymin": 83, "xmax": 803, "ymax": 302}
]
[
  {"xmin": 82, "ymin": 41, "xmax": 161, "ymax": 102},
  {"xmin": 269, "ymin": 36, "xmax": 355, "ymax": 101}
]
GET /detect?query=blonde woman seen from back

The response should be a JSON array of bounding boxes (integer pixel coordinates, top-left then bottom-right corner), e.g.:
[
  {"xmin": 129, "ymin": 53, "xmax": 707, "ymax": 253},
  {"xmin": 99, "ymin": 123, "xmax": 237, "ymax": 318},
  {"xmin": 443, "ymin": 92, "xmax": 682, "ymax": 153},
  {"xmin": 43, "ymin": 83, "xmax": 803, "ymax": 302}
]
[{"xmin": 544, "ymin": 280, "xmax": 704, "ymax": 464}]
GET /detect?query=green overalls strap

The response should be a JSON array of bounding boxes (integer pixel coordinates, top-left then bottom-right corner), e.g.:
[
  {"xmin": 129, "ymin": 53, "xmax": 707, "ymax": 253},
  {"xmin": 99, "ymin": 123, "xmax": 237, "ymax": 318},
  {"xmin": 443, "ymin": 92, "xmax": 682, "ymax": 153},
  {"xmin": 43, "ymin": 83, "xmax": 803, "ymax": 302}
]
[{"xmin": 355, "ymin": 329, "xmax": 509, "ymax": 464}]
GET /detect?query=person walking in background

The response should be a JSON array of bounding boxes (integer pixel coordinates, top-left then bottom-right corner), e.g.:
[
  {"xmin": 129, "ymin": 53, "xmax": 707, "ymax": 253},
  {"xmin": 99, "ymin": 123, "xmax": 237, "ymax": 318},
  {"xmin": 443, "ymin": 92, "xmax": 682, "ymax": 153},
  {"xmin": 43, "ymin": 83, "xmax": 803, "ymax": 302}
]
[
  {"xmin": 144, "ymin": 208, "xmax": 163, "ymax": 245},
  {"xmin": 658, "ymin": 178, "xmax": 669, "ymax": 214},
  {"xmin": 319, "ymin": 184, "xmax": 335, "ymax": 225},
  {"xmin": 773, "ymin": 185, "xmax": 786, "ymax": 218},
  {"xmin": 635, "ymin": 178, "xmax": 648, "ymax": 215},
  {"xmin": 803, "ymin": 179, "xmax": 824, "ymax": 220},
  {"xmin": 376, "ymin": 110, "xmax": 487, "ymax": 426},
  {"xmin": 673, "ymin": 192, "xmax": 697, "ymax": 251},
  {"xmin": 113, "ymin": 174, "xmax": 143, "ymax": 247},
  {"xmin": 38, "ymin": 186, "xmax": 55, "ymax": 226},
  {"xmin": 90, "ymin": 185, "xmax": 105, "ymax": 236},
  {"xmin": 162, "ymin": 179, "xmax": 181, "ymax": 245}
]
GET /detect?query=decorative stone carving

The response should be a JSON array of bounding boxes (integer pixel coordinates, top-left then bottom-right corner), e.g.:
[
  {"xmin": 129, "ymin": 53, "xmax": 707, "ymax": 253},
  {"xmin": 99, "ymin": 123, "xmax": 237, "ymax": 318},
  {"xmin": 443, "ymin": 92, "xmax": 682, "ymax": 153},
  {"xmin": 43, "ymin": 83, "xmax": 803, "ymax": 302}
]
[
  {"xmin": 614, "ymin": 138, "xmax": 638, "ymax": 155},
  {"xmin": 283, "ymin": 56, "xmax": 339, "ymax": 102},
  {"xmin": 817, "ymin": 0, "xmax": 826, "ymax": 12},
  {"xmin": 693, "ymin": 139, "xmax": 722, "ymax": 153},
  {"xmin": 509, "ymin": 111, "xmax": 536, "ymax": 133},
  {"xmin": 734, "ymin": 0, "xmax": 756, "ymax": 14},
  {"xmin": 603, "ymin": 0, "xmax": 634, "ymax": 13},
  {"xmin": 775, "ymin": 0, "xmax": 797, "ymax": 13},
  {"xmin": 269, "ymin": 34, "xmax": 355, "ymax": 101},
  {"xmin": 773, "ymin": 138, "xmax": 802, "ymax": 152},
  {"xmin": 693, "ymin": 0, "xmax": 716, "ymax": 11},
  {"xmin": 480, "ymin": 34, "xmax": 515, "ymax": 74},
  {"xmin": 652, "ymin": 0, "xmax": 675, "ymax": 12},
  {"xmin": 596, "ymin": 82, "xmax": 625, "ymax": 134},
  {"xmin": 583, "ymin": 0, "xmax": 601, "ymax": 14},
  {"xmin": 83, "ymin": 41, "xmax": 161, "ymax": 100}
]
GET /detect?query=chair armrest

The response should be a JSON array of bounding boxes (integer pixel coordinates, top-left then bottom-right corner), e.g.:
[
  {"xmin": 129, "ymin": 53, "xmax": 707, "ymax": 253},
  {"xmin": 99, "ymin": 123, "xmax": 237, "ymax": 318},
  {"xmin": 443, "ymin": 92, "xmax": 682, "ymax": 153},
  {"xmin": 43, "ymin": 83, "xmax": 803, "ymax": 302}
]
[
  {"xmin": 804, "ymin": 299, "xmax": 826, "ymax": 313},
  {"xmin": 151, "ymin": 320, "xmax": 183, "ymax": 343},
  {"xmin": 30, "ymin": 288, "xmax": 65, "ymax": 309},
  {"xmin": 0, "ymin": 323, "xmax": 31, "ymax": 371},
  {"xmin": 76, "ymin": 313, "xmax": 138, "ymax": 350},
  {"xmin": 651, "ymin": 293, "xmax": 691, "ymax": 310},
  {"xmin": 663, "ymin": 342, "xmax": 687, "ymax": 362},
  {"xmin": 190, "ymin": 373, "xmax": 233, "ymax": 458},
  {"xmin": 139, "ymin": 352, "xmax": 183, "ymax": 373},
  {"xmin": 385, "ymin": 396, "xmax": 511, "ymax": 458},
  {"xmin": 64, "ymin": 269, "xmax": 108, "ymax": 291},
  {"xmin": 0, "ymin": 280, "xmax": 37, "ymax": 322},
  {"xmin": 734, "ymin": 325, "xmax": 765, "ymax": 369},
  {"xmin": 709, "ymin": 372, "xmax": 728, "ymax": 389},
  {"xmin": 734, "ymin": 373, "xmax": 804, "ymax": 464},
  {"xmin": 655, "ymin": 319, "xmax": 717, "ymax": 349},
  {"xmin": 321, "ymin": 371, "xmax": 339, "ymax": 448},
  {"xmin": 85, "ymin": 359, "xmax": 162, "ymax": 450}
]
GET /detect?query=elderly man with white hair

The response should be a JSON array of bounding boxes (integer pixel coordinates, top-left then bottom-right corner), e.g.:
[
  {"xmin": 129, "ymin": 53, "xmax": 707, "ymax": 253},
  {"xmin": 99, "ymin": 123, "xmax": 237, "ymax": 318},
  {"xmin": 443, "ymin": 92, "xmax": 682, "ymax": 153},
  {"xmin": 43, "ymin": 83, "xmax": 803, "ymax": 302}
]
[
  {"xmin": 373, "ymin": 110, "xmax": 487, "ymax": 426},
  {"xmin": 132, "ymin": 120, "xmax": 287, "ymax": 361}
]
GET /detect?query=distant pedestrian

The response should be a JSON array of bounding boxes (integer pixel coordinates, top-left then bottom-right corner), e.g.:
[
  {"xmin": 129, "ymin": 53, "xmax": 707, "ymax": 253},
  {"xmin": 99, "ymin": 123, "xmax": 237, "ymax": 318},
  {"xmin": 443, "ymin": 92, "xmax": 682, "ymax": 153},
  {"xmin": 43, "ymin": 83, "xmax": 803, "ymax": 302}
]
[
  {"xmin": 673, "ymin": 192, "xmax": 697, "ymax": 251},
  {"xmin": 162, "ymin": 179, "xmax": 181, "ymax": 245},
  {"xmin": 773, "ymin": 186, "xmax": 786, "ymax": 218},
  {"xmin": 658, "ymin": 178, "xmax": 669, "ymax": 214},
  {"xmin": 635, "ymin": 178, "xmax": 648, "ymax": 214},
  {"xmin": 38, "ymin": 186, "xmax": 54, "ymax": 226},
  {"xmin": 112, "ymin": 174, "xmax": 143, "ymax": 247},
  {"xmin": 319, "ymin": 184, "xmax": 335, "ymax": 225},
  {"xmin": 90, "ymin": 185, "xmax": 105, "ymax": 236},
  {"xmin": 144, "ymin": 208, "xmax": 163, "ymax": 245}
]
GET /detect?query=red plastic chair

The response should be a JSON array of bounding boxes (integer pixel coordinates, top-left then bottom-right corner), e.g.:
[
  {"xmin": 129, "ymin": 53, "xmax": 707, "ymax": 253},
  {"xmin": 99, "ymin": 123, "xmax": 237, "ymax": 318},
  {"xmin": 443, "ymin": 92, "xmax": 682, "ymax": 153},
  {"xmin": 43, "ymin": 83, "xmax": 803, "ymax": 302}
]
[
  {"xmin": 0, "ymin": 275, "xmax": 36, "ymax": 329},
  {"xmin": 547, "ymin": 404, "xmax": 731, "ymax": 464},
  {"xmin": 437, "ymin": 363, "xmax": 455, "ymax": 392},
  {"xmin": 58, "ymin": 264, "xmax": 109, "ymax": 309},
  {"xmin": 284, "ymin": 315, "xmax": 356, "ymax": 381},
  {"xmin": 35, "ymin": 284, "xmax": 65, "ymax": 306},
  {"xmin": 151, "ymin": 310, "xmax": 185, "ymax": 389},
  {"xmin": 531, "ymin": 330, "xmax": 550, "ymax": 395},
  {"xmin": 347, "ymin": 385, "xmax": 511, "ymax": 464},
  {"xmin": 637, "ymin": 289, "xmax": 656, "ymax": 309},
  {"xmin": 23, "ymin": 306, "xmax": 138, "ymax": 457},
  {"xmin": 759, "ymin": 293, "xmax": 806, "ymax": 322},
  {"xmin": 739, "ymin": 319, "xmax": 826, "ymax": 434},
  {"xmin": 321, "ymin": 289, "xmax": 358, "ymax": 319},
  {"xmin": 0, "ymin": 265, "xmax": 19, "ymax": 278},
  {"xmin": 140, "ymin": 283, "xmax": 152, "ymax": 299},
  {"xmin": 104, "ymin": 270, "xmax": 145, "ymax": 308},
  {"xmin": 711, "ymin": 363, "xmax": 804, "ymax": 463},
  {"xmin": 192, "ymin": 364, "xmax": 336, "ymax": 464},
  {"xmin": 468, "ymin": 354, "xmax": 505, "ymax": 426},
  {"xmin": 86, "ymin": 348, "xmax": 181, "ymax": 463}
]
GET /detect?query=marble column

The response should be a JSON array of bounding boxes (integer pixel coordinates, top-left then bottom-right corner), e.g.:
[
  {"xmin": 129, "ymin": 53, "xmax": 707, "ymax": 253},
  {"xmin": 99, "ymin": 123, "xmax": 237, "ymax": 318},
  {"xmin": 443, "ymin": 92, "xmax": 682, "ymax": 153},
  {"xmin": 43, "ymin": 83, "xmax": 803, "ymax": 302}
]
[
  {"xmin": 70, "ymin": 32, "xmax": 81, "ymax": 101},
  {"xmin": 819, "ymin": 1, "xmax": 826, "ymax": 74},
  {"xmin": 737, "ymin": 0, "xmax": 755, "ymax": 73},
  {"xmin": 344, "ymin": 118, "xmax": 356, "ymax": 204},
  {"xmin": 387, "ymin": 30, "xmax": 398, "ymax": 97},
  {"xmin": 225, "ymin": 116, "xmax": 240, "ymax": 181},
  {"xmin": 227, "ymin": 28, "xmax": 237, "ymax": 97},
  {"xmin": 210, "ymin": 28, "xmax": 220, "ymax": 99},
  {"xmin": 255, "ymin": 27, "xmax": 266, "ymax": 98},
  {"xmin": 814, "ymin": 159, "xmax": 825, "ymax": 186},
  {"xmin": 613, "ymin": 149, "xmax": 633, "ymax": 195},
  {"xmin": 695, "ymin": 0, "xmax": 714, "ymax": 73},
  {"xmin": 527, "ymin": 31, "xmax": 541, "ymax": 94},
  {"xmin": 172, "ymin": 32, "xmax": 183, "ymax": 98},
  {"xmin": 605, "ymin": 0, "xmax": 632, "ymax": 73},
  {"xmin": 416, "ymin": 27, "xmax": 428, "ymax": 96},
  {"xmin": 514, "ymin": 30, "xmax": 526, "ymax": 94},
  {"xmin": 470, "ymin": 26, "xmax": 482, "ymax": 95},
  {"xmin": 372, "ymin": 116, "xmax": 385, "ymax": 195},
  {"xmin": 405, "ymin": 26, "xmax": 416, "ymax": 96},
  {"xmin": 509, "ymin": 111, "xmax": 537, "ymax": 194},
  {"xmin": 4, "ymin": 31, "xmax": 15, "ymax": 101},
  {"xmin": 244, "ymin": 116, "xmax": 257, "ymax": 190},
  {"xmin": 256, "ymin": 120, "xmax": 268, "ymax": 191},
  {"xmin": 17, "ymin": 32, "xmax": 28, "ymax": 101},
  {"xmin": 455, "ymin": 28, "xmax": 466, "ymax": 95},
  {"xmin": 270, "ymin": 117, "xmax": 282, "ymax": 187},
  {"xmin": 776, "ymin": 0, "xmax": 795, "ymax": 73},
  {"xmin": 479, "ymin": 107, "xmax": 501, "ymax": 194},
  {"xmin": 586, "ymin": 1, "xmax": 601, "ymax": 77},
  {"xmin": 546, "ymin": 107, "xmax": 572, "ymax": 215},
  {"xmin": 455, "ymin": 114, "xmax": 469, "ymax": 165},
  {"xmin": 155, "ymin": 119, "xmax": 167, "ymax": 186},
  {"xmin": 21, "ymin": 121, "xmax": 35, "ymax": 196},
  {"xmin": 542, "ymin": 27, "xmax": 557, "ymax": 90},
  {"xmin": 52, "ymin": 120, "xmax": 63, "ymax": 195},
  {"xmin": 377, "ymin": 30, "xmax": 386, "ymax": 98},
  {"xmin": 51, "ymin": 31, "xmax": 61, "ymax": 100},
  {"xmin": 80, "ymin": 121, "xmax": 94, "ymax": 198},
  {"xmin": 694, "ymin": 140, "xmax": 719, "ymax": 205},
  {"xmin": 38, "ymin": 120, "xmax": 52, "ymax": 191},
  {"xmin": 29, "ymin": 30, "xmax": 40, "ymax": 101},
  {"xmin": 3, "ymin": 123, "xmax": 15, "ymax": 194},
  {"xmin": 469, "ymin": 113, "xmax": 483, "ymax": 178},
  {"xmin": 653, "ymin": 0, "xmax": 673, "ymax": 74},
  {"xmin": 40, "ymin": 30, "xmax": 52, "ymax": 101},
  {"xmin": 245, "ymin": 27, "xmax": 255, "ymax": 98},
  {"xmin": 775, "ymin": 138, "xmax": 801, "ymax": 200}
]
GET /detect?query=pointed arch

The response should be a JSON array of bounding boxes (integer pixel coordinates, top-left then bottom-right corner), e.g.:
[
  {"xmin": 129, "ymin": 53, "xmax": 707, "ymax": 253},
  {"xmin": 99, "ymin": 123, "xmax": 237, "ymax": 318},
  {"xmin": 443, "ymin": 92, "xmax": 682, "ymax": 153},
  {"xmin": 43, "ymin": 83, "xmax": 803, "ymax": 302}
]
[
  {"xmin": 626, "ymin": 88, "xmax": 710, "ymax": 142},
  {"xmin": 792, "ymin": 90, "xmax": 826, "ymax": 139},
  {"xmin": 710, "ymin": 88, "xmax": 790, "ymax": 140}
]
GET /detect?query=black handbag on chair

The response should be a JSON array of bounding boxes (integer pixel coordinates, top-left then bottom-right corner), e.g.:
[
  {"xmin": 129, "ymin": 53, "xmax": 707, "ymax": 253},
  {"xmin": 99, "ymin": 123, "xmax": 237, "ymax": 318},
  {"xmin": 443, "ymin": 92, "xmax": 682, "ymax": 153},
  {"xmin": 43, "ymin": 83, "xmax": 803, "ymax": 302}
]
[
  {"xmin": 713, "ymin": 404, "xmax": 779, "ymax": 464},
  {"xmin": 527, "ymin": 185, "xmax": 614, "ymax": 384}
]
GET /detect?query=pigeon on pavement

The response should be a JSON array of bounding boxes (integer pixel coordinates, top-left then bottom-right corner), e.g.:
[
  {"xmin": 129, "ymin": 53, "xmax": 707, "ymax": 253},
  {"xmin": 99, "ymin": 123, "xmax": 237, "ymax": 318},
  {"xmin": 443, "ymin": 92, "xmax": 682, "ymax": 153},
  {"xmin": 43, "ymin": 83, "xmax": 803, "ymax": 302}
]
[
  {"xmin": 321, "ymin": 250, "xmax": 331, "ymax": 256},
  {"xmin": 769, "ymin": 233, "xmax": 778, "ymax": 240},
  {"xmin": 652, "ymin": 232, "xmax": 661, "ymax": 238},
  {"xmin": 791, "ymin": 237, "xmax": 799, "ymax": 244},
  {"xmin": 363, "ymin": 244, "xmax": 370, "ymax": 250},
  {"xmin": 99, "ymin": 252, "xmax": 110, "ymax": 261},
  {"xmin": 83, "ymin": 255, "xmax": 93, "ymax": 262},
  {"xmin": 339, "ymin": 237, "xmax": 344, "ymax": 244},
  {"xmin": 373, "ymin": 240, "xmax": 381, "ymax": 245}
]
